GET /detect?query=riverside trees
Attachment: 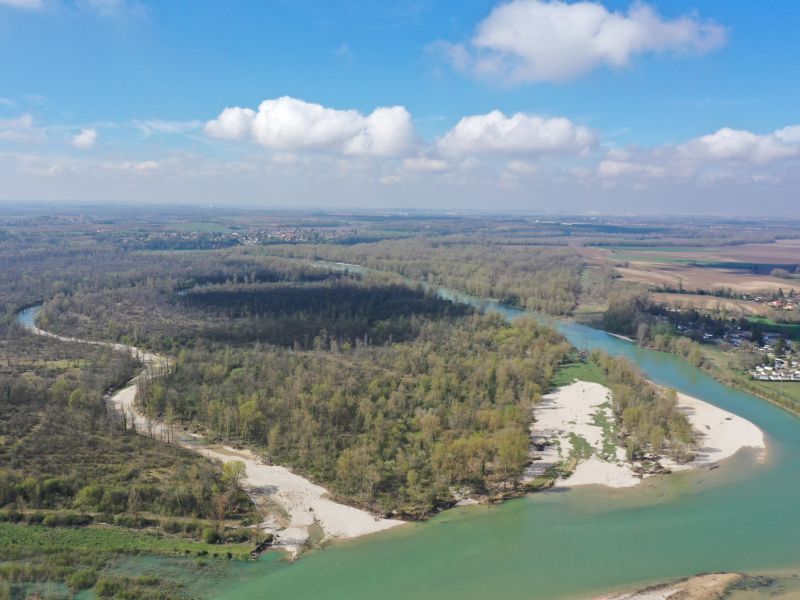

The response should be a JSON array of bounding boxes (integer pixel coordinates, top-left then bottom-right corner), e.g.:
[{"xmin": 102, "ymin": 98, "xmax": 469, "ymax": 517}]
[{"xmin": 137, "ymin": 315, "xmax": 571, "ymax": 514}]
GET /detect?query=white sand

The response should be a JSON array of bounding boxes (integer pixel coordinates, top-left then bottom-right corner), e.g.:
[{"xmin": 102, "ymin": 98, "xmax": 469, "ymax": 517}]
[
  {"xmin": 107, "ymin": 372, "xmax": 404, "ymax": 554},
  {"xmin": 668, "ymin": 391, "xmax": 765, "ymax": 469},
  {"xmin": 196, "ymin": 446, "xmax": 403, "ymax": 551},
  {"xmin": 23, "ymin": 317, "xmax": 404, "ymax": 554},
  {"xmin": 527, "ymin": 380, "xmax": 765, "ymax": 489}
]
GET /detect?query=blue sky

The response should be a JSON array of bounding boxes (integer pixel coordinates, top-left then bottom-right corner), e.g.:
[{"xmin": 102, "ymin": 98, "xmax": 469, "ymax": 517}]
[{"xmin": 1, "ymin": 0, "xmax": 799, "ymax": 213}]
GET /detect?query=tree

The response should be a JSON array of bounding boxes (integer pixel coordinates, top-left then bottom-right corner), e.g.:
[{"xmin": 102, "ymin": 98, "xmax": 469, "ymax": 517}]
[{"xmin": 222, "ymin": 460, "xmax": 246, "ymax": 492}]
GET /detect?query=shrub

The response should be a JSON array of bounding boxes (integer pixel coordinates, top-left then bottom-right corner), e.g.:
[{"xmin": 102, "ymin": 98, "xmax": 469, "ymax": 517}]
[
  {"xmin": 202, "ymin": 527, "xmax": 220, "ymax": 544},
  {"xmin": 67, "ymin": 568, "xmax": 98, "ymax": 591},
  {"xmin": 74, "ymin": 484, "xmax": 104, "ymax": 510},
  {"xmin": 113, "ymin": 514, "xmax": 158, "ymax": 529},
  {"xmin": 42, "ymin": 512, "xmax": 93, "ymax": 527},
  {"xmin": 223, "ymin": 528, "xmax": 252, "ymax": 543}
]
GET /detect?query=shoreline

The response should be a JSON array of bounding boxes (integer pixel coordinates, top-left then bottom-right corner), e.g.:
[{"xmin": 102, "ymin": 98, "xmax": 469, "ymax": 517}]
[
  {"xmin": 19, "ymin": 311, "xmax": 405, "ymax": 557},
  {"xmin": 595, "ymin": 572, "xmax": 745, "ymax": 600},
  {"xmin": 108, "ymin": 371, "xmax": 405, "ymax": 557},
  {"xmin": 527, "ymin": 380, "xmax": 765, "ymax": 490}
]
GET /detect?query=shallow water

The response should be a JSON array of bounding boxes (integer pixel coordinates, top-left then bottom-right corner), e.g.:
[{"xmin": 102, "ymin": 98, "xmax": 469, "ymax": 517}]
[{"xmin": 17, "ymin": 284, "xmax": 800, "ymax": 599}]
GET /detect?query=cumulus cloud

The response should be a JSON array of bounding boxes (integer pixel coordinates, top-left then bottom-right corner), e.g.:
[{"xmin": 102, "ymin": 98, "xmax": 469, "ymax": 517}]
[
  {"xmin": 678, "ymin": 127, "xmax": 798, "ymax": 165},
  {"xmin": 203, "ymin": 108, "xmax": 256, "ymax": 140},
  {"xmin": 438, "ymin": 0, "xmax": 726, "ymax": 83},
  {"xmin": 71, "ymin": 128, "xmax": 97, "ymax": 149},
  {"xmin": 597, "ymin": 126, "xmax": 800, "ymax": 185},
  {"xmin": 0, "ymin": 113, "xmax": 44, "ymax": 143},
  {"xmin": 437, "ymin": 110, "xmax": 596, "ymax": 157},
  {"xmin": 205, "ymin": 97, "xmax": 417, "ymax": 157}
]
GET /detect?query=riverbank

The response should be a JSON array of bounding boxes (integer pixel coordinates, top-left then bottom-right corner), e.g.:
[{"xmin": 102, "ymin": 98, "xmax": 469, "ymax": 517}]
[
  {"xmin": 527, "ymin": 380, "xmax": 765, "ymax": 489},
  {"xmin": 108, "ymin": 370, "xmax": 405, "ymax": 557},
  {"xmin": 597, "ymin": 573, "xmax": 744, "ymax": 600},
  {"xmin": 18, "ymin": 308, "xmax": 405, "ymax": 557}
]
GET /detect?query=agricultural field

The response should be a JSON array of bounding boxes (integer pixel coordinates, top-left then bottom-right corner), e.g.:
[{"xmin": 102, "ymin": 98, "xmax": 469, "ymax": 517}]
[
  {"xmin": 605, "ymin": 240, "xmax": 800, "ymax": 295},
  {"xmin": 649, "ymin": 293, "xmax": 773, "ymax": 317}
]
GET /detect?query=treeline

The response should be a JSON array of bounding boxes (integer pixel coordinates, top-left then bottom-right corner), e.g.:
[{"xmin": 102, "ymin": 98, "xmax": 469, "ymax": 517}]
[
  {"xmin": 602, "ymin": 289, "xmax": 705, "ymax": 366},
  {"xmin": 39, "ymin": 274, "xmax": 470, "ymax": 351},
  {"xmin": 137, "ymin": 316, "xmax": 573, "ymax": 515},
  {"xmin": 256, "ymin": 239, "xmax": 584, "ymax": 315},
  {"xmin": 0, "ymin": 229, "xmax": 334, "ymax": 315},
  {"xmin": 588, "ymin": 351, "xmax": 694, "ymax": 460}
]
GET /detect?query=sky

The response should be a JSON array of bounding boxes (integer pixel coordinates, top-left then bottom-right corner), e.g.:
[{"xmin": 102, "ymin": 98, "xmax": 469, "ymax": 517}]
[{"xmin": 1, "ymin": 0, "xmax": 799, "ymax": 214}]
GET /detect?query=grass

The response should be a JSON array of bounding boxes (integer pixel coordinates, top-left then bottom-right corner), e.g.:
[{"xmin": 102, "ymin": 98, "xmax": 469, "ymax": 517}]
[
  {"xmin": 0, "ymin": 523, "xmax": 253, "ymax": 560},
  {"xmin": 746, "ymin": 316, "xmax": 800, "ymax": 340},
  {"xmin": 567, "ymin": 433, "xmax": 593, "ymax": 461},
  {"xmin": 552, "ymin": 359, "xmax": 608, "ymax": 388},
  {"xmin": 0, "ymin": 523, "xmax": 253, "ymax": 598},
  {"xmin": 700, "ymin": 344, "xmax": 800, "ymax": 414},
  {"xmin": 591, "ymin": 402, "xmax": 618, "ymax": 461}
]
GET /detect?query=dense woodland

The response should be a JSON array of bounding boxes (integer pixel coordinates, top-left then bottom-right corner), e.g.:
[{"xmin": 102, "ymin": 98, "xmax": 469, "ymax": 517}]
[
  {"xmin": 137, "ymin": 315, "xmax": 572, "ymax": 514},
  {"xmin": 0, "ymin": 322, "xmax": 253, "ymax": 526},
  {"xmin": 257, "ymin": 239, "xmax": 584, "ymax": 315},
  {"xmin": 38, "ymin": 271, "xmax": 471, "ymax": 351}
]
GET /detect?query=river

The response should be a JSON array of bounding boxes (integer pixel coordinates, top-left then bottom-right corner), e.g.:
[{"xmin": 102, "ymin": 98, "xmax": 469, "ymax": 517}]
[{"xmin": 16, "ymin": 279, "xmax": 800, "ymax": 599}]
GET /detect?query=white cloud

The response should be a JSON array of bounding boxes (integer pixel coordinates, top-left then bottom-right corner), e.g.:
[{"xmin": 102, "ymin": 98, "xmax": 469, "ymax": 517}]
[
  {"xmin": 0, "ymin": 0, "xmax": 43, "ymax": 10},
  {"xmin": 437, "ymin": 110, "xmax": 596, "ymax": 156},
  {"xmin": 505, "ymin": 159, "xmax": 538, "ymax": 174},
  {"xmin": 439, "ymin": 0, "xmax": 726, "ymax": 83},
  {"xmin": 404, "ymin": 156, "xmax": 448, "ymax": 172},
  {"xmin": 774, "ymin": 125, "xmax": 800, "ymax": 145},
  {"xmin": 597, "ymin": 158, "xmax": 665, "ymax": 178},
  {"xmin": 71, "ymin": 128, "xmax": 97, "ymax": 149},
  {"xmin": 118, "ymin": 160, "xmax": 159, "ymax": 172},
  {"xmin": 597, "ymin": 126, "xmax": 800, "ymax": 184},
  {"xmin": 0, "ymin": 113, "xmax": 44, "ymax": 143},
  {"xmin": 206, "ymin": 97, "xmax": 417, "ymax": 157},
  {"xmin": 678, "ymin": 127, "xmax": 798, "ymax": 165},
  {"xmin": 203, "ymin": 108, "xmax": 256, "ymax": 140}
]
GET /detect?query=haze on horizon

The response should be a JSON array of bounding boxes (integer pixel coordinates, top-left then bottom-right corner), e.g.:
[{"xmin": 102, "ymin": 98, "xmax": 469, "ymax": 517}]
[{"xmin": 1, "ymin": 0, "xmax": 798, "ymax": 215}]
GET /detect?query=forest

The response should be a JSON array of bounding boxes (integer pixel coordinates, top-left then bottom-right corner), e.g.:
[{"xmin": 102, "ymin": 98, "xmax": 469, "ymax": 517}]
[
  {"xmin": 136, "ymin": 315, "xmax": 572, "ymax": 515},
  {"xmin": 256, "ymin": 238, "xmax": 584, "ymax": 315}
]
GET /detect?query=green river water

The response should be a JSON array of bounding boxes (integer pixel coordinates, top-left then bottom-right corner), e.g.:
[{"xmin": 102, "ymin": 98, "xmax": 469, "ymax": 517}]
[{"xmin": 17, "ymin": 281, "xmax": 800, "ymax": 599}]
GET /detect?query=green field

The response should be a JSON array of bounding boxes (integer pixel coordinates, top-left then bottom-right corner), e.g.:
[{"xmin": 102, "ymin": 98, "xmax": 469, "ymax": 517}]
[
  {"xmin": 0, "ymin": 523, "xmax": 252, "ymax": 559},
  {"xmin": 701, "ymin": 345, "xmax": 800, "ymax": 414},
  {"xmin": 552, "ymin": 359, "xmax": 608, "ymax": 388},
  {"xmin": 746, "ymin": 316, "xmax": 800, "ymax": 340}
]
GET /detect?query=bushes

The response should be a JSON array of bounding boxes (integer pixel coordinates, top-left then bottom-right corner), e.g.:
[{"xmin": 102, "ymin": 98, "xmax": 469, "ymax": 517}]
[
  {"xmin": 73, "ymin": 484, "xmax": 104, "ymax": 511},
  {"xmin": 160, "ymin": 518, "xmax": 204, "ymax": 537},
  {"xmin": 67, "ymin": 567, "xmax": 98, "ymax": 591},
  {"xmin": 112, "ymin": 514, "xmax": 158, "ymax": 529},
  {"xmin": 42, "ymin": 512, "xmax": 93, "ymax": 527},
  {"xmin": 202, "ymin": 526, "xmax": 221, "ymax": 544}
]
